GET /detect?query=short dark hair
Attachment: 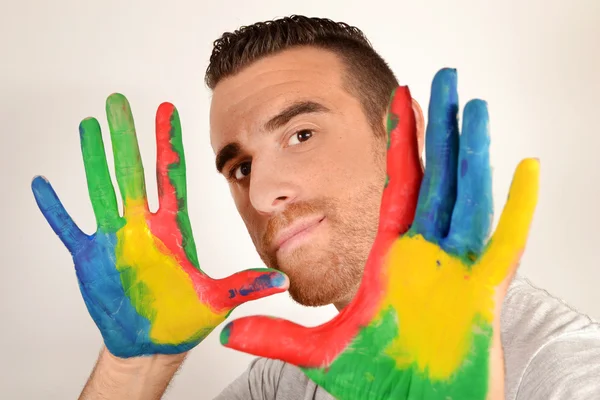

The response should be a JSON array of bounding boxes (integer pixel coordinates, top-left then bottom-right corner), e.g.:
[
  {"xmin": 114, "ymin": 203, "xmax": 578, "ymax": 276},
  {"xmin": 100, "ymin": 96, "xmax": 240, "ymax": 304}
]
[{"xmin": 205, "ymin": 15, "xmax": 398, "ymax": 136}]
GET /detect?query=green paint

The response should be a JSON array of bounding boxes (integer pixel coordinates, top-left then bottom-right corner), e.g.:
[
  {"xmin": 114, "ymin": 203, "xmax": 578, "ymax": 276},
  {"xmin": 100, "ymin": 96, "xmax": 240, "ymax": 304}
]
[
  {"xmin": 385, "ymin": 92, "xmax": 399, "ymax": 151},
  {"xmin": 247, "ymin": 267, "xmax": 272, "ymax": 272},
  {"xmin": 301, "ymin": 307, "xmax": 491, "ymax": 399},
  {"xmin": 186, "ymin": 325, "xmax": 216, "ymax": 343},
  {"xmin": 164, "ymin": 108, "xmax": 201, "ymax": 271},
  {"xmin": 119, "ymin": 259, "xmax": 213, "ymax": 344},
  {"xmin": 118, "ymin": 263, "xmax": 158, "ymax": 324},
  {"xmin": 177, "ymin": 212, "xmax": 201, "ymax": 269},
  {"xmin": 166, "ymin": 107, "xmax": 186, "ymax": 213},
  {"xmin": 80, "ymin": 117, "xmax": 124, "ymax": 231},
  {"xmin": 383, "ymin": 90, "xmax": 399, "ymax": 190},
  {"xmin": 106, "ymin": 93, "xmax": 147, "ymax": 202},
  {"xmin": 220, "ymin": 323, "xmax": 232, "ymax": 345}
]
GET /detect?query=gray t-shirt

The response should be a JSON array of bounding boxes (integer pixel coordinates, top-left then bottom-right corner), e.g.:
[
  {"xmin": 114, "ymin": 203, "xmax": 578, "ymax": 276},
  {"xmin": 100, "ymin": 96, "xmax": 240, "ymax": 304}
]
[{"xmin": 215, "ymin": 275, "xmax": 600, "ymax": 399}]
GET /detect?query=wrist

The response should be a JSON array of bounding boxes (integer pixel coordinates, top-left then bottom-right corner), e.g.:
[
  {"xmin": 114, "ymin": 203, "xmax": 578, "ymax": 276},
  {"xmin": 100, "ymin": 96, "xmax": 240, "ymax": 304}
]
[
  {"xmin": 100, "ymin": 346, "xmax": 187, "ymax": 374},
  {"xmin": 80, "ymin": 347, "xmax": 188, "ymax": 400}
]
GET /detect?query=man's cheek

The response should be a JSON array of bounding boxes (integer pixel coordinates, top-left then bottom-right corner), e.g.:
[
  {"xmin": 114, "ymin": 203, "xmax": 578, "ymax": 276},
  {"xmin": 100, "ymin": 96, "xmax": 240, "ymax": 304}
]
[{"xmin": 239, "ymin": 211, "xmax": 263, "ymax": 247}]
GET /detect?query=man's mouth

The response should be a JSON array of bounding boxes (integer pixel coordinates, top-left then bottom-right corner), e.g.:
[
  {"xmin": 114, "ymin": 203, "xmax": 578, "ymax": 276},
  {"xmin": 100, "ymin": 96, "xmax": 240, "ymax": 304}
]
[{"xmin": 274, "ymin": 215, "xmax": 326, "ymax": 253}]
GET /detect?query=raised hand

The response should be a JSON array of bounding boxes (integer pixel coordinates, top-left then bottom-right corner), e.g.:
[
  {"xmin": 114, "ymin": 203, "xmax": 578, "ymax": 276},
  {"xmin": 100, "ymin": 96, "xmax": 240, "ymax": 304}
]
[
  {"xmin": 31, "ymin": 94, "xmax": 287, "ymax": 358},
  {"xmin": 219, "ymin": 69, "xmax": 540, "ymax": 399}
]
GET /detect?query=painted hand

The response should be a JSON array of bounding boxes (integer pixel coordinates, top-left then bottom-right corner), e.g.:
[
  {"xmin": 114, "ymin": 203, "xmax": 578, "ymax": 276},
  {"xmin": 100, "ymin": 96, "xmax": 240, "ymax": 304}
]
[
  {"xmin": 31, "ymin": 94, "xmax": 288, "ymax": 358},
  {"xmin": 219, "ymin": 69, "xmax": 540, "ymax": 399}
]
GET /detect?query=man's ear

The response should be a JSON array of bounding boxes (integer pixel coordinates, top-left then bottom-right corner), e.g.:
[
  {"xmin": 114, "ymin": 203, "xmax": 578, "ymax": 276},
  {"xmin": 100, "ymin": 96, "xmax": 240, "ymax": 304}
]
[{"xmin": 411, "ymin": 98, "xmax": 425, "ymax": 161}]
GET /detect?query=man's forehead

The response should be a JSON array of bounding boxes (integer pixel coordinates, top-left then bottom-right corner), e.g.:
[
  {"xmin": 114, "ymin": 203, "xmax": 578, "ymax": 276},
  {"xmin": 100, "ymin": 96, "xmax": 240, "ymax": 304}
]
[{"xmin": 209, "ymin": 47, "xmax": 346, "ymax": 152}]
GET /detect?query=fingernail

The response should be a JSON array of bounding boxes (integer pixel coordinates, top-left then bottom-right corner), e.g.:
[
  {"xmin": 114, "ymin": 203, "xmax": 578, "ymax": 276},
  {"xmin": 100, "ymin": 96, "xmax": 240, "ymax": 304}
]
[
  {"xmin": 270, "ymin": 272, "xmax": 288, "ymax": 288},
  {"xmin": 220, "ymin": 323, "xmax": 232, "ymax": 345}
]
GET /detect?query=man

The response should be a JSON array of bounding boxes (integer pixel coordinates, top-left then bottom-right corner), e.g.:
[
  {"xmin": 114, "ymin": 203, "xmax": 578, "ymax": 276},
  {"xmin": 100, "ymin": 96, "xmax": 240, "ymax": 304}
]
[{"xmin": 32, "ymin": 15, "xmax": 600, "ymax": 400}]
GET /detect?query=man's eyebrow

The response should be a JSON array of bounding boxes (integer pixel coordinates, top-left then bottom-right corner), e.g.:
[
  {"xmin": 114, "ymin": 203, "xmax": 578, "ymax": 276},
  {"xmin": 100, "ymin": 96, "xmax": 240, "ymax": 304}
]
[
  {"xmin": 215, "ymin": 101, "xmax": 330, "ymax": 174},
  {"xmin": 264, "ymin": 101, "xmax": 330, "ymax": 132},
  {"xmin": 215, "ymin": 142, "xmax": 241, "ymax": 174}
]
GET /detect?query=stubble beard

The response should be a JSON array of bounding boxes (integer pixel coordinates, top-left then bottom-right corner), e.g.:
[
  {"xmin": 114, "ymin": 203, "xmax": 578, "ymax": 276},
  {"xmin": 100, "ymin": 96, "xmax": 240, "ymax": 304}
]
[{"xmin": 256, "ymin": 181, "xmax": 384, "ymax": 307}]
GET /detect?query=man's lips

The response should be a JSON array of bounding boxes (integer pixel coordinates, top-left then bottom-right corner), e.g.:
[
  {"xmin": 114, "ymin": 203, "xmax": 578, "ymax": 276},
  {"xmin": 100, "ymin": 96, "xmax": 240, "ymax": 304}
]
[{"xmin": 273, "ymin": 215, "xmax": 326, "ymax": 252}]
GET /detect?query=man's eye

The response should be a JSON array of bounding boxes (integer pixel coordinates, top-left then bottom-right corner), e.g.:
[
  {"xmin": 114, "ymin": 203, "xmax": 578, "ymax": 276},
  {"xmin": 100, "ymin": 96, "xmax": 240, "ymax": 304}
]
[
  {"xmin": 232, "ymin": 161, "xmax": 251, "ymax": 181},
  {"xmin": 287, "ymin": 129, "xmax": 314, "ymax": 146}
]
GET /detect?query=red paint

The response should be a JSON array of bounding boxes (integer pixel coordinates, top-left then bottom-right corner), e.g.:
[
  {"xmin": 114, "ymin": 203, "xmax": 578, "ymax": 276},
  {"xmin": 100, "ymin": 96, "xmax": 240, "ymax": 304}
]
[
  {"xmin": 223, "ymin": 87, "xmax": 424, "ymax": 367},
  {"xmin": 155, "ymin": 102, "xmax": 180, "ymax": 212},
  {"xmin": 149, "ymin": 103, "xmax": 213, "ymax": 299},
  {"xmin": 148, "ymin": 103, "xmax": 286, "ymax": 313}
]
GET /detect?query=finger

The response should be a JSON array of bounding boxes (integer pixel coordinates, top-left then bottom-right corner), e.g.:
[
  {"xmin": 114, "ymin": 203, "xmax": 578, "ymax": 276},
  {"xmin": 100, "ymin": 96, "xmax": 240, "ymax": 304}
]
[
  {"xmin": 221, "ymin": 315, "xmax": 337, "ymax": 368},
  {"xmin": 79, "ymin": 118, "xmax": 122, "ymax": 230},
  {"xmin": 214, "ymin": 269, "xmax": 289, "ymax": 310},
  {"xmin": 152, "ymin": 103, "xmax": 200, "ymax": 269},
  {"xmin": 31, "ymin": 176, "xmax": 88, "ymax": 254},
  {"xmin": 105, "ymin": 93, "xmax": 148, "ymax": 214},
  {"xmin": 477, "ymin": 159, "xmax": 540, "ymax": 283},
  {"xmin": 444, "ymin": 100, "xmax": 492, "ymax": 258},
  {"xmin": 411, "ymin": 68, "xmax": 459, "ymax": 241},
  {"xmin": 155, "ymin": 102, "xmax": 188, "ymax": 215},
  {"xmin": 378, "ymin": 86, "xmax": 423, "ymax": 239}
]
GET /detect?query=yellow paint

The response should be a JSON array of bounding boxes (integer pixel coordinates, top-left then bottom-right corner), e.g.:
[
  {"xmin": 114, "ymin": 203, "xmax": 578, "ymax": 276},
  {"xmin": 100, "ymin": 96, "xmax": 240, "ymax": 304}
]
[
  {"xmin": 478, "ymin": 159, "xmax": 540, "ymax": 282},
  {"xmin": 116, "ymin": 199, "xmax": 227, "ymax": 344},
  {"xmin": 382, "ymin": 158, "xmax": 539, "ymax": 380}
]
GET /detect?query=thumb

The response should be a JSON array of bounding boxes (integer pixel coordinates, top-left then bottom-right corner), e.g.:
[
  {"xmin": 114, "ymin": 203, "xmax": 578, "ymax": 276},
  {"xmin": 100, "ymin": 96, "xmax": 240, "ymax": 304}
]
[
  {"xmin": 216, "ymin": 268, "xmax": 289, "ymax": 310},
  {"xmin": 220, "ymin": 315, "xmax": 338, "ymax": 368}
]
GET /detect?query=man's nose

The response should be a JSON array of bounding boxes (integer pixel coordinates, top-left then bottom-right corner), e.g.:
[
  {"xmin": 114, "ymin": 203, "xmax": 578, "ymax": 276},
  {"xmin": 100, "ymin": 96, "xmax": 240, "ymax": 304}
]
[{"xmin": 248, "ymin": 158, "xmax": 299, "ymax": 215}]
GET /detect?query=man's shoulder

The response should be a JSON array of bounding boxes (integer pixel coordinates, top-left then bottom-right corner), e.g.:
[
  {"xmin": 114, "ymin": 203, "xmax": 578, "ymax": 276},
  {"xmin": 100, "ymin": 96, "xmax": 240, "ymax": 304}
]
[
  {"xmin": 501, "ymin": 274, "xmax": 600, "ymax": 399},
  {"xmin": 225, "ymin": 357, "xmax": 333, "ymax": 400},
  {"xmin": 251, "ymin": 358, "xmax": 313, "ymax": 393},
  {"xmin": 502, "ymin": 274, "xmax": 598, "ymax": 344}
]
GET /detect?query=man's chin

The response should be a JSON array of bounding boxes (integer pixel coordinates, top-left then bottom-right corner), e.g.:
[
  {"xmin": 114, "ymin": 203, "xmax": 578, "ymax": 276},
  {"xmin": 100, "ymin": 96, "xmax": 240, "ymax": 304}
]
[
  {"xmin": 282, "ymin": 265, "xmax": 359, "ymax": 307},
  {"xmin": 267, "ymin": 243, "xmax": 363, "ymax": 307},
  {"xmin": 287, "ymin": 284, "xmax": 339, "ymax": 307}
]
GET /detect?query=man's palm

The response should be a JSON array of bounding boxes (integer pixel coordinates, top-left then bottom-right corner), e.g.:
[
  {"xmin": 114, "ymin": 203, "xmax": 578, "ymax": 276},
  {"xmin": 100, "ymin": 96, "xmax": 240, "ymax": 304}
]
[
  {"xmin": 32, "ymin": 94, "xmax": 287, "ymax": 357},
  {"xmin": 220, "ymin": 69, "xmax": 540, "ymax": 399}
]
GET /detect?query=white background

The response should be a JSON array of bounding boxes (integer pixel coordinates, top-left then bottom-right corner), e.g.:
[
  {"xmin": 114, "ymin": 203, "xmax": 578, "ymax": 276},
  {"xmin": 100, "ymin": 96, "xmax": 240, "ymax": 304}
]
[{"xmin": 1, "ymin": 0, "xmax": 599, "ymax": 398}]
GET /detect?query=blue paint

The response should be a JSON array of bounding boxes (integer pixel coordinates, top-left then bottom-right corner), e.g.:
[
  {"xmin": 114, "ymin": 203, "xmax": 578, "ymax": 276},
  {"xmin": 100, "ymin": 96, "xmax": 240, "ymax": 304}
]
[
  {"xmin": 79, "ymin": 122, "xmax": 86, "ymax": 139},
  {"xmin": 31, "ymin": 176, "xmax": 201, "ymax": 357},
  {"xmin": 460, "ymin": 159, "xmax": 469, "ymax": 178},
  {"xmin": 269, "ymin": 272, "xmax": 287, "ymax": 288},
  {"xmin": 32, "ymin": 176, "xmax": 88, "ymax": 254},
  {"xmin": 75, "ymin": 230, "xmax": 207, "ymax": 356},
  {"xmin": 407, "ymin": 70, "xmax": 493, "ymax": 262},
  {"xmin": 444, "ymin": 99, "xmax": 493, "ymax": 260},
  {"xmin": 239, "ymin": 273, "xmax": 285, "ymax": 296},
  {"xmin": 410, "ymin": 68, "xmax": 459, "ymax": 242}
]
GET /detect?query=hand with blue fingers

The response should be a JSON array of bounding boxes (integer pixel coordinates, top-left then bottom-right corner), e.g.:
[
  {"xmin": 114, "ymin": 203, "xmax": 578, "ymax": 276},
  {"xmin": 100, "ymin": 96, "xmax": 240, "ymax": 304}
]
[
  {"xmin": 220, "ymin": 69, "xmax": 540, "ymax": 399},
  {"xmin": 31, "ymin": 94, "xmax": 288, "ymax": 358}
]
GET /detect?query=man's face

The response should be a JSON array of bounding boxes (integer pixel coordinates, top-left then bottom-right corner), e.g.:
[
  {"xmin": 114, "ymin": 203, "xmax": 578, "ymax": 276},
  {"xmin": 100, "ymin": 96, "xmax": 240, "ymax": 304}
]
[{"xmin": 209, "ymin": 47, "xmax": 387, "ymax": 308}]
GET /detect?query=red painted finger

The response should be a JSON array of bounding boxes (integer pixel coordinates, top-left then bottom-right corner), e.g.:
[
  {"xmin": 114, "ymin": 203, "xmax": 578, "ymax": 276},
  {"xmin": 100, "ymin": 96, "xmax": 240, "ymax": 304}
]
[
  {"xmin": 155, "ymin": 102, "xmax": 186, "ymax": 215},
  {"xmin": 213, "ymin": 269, "xmax": 290, "ymax": 310},
  {"xmin": 220, "ymin": 315, "xmax": 343, "ymax": 368},
  {"xmin": 341, "ymin": 87, "xmax": 424, "ymax": 322},
  {"xmin": 378, "ymin": 86, "xmax": 423, "ymax": 239}
]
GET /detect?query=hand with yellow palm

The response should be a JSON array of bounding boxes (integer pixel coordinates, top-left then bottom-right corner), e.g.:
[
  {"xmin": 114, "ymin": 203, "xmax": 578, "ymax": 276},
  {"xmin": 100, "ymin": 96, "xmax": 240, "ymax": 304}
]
[
  {"xmin": 32, "ymin": 94, "xmax": 288, "ymax": 358},
  {"xmin": 220, "ymin": 68, "xmax": 540, "ymax": 399}
]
